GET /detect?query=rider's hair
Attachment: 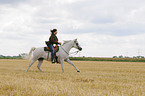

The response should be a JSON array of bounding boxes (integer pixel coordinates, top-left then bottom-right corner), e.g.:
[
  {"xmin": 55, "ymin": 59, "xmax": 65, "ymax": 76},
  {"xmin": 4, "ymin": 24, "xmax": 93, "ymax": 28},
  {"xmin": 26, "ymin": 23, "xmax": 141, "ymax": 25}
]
[{"xmin": 51, "ymin": 29, "xmax": 57, "ymax": 33}]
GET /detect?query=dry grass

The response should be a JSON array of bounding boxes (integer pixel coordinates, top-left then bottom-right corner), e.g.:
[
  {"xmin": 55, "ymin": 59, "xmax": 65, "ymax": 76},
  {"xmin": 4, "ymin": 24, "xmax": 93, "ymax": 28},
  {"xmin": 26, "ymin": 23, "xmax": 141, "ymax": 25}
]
[{"xmin": 0, "ymin": 59, "xmax": 145, "ymax": 96}]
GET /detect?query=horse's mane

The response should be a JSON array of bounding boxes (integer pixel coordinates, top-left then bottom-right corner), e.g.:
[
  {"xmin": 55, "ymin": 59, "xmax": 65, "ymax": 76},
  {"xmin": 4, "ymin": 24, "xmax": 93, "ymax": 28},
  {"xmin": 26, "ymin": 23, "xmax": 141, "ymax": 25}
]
[{"xmin": 62, "ymin": 40, "xmax": 72, "ymax": 46}]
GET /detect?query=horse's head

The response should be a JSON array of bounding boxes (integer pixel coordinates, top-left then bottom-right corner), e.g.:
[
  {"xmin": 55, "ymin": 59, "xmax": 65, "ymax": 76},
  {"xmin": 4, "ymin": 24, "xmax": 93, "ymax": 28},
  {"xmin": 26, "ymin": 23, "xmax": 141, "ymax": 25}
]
[{"xmin": 73, "ymin": 39, "xmax": 82, "ymax": 51}]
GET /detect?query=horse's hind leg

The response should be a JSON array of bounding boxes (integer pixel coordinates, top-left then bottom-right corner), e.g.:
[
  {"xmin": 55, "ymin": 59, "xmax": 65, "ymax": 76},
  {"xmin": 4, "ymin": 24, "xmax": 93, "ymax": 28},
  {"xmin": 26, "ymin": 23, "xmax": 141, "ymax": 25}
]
[
  {"xmin": 37, "ymin": 58, "xmax": 43, "ymax": 72},
  {"xmin": 25, "ymin": 59, "xmax": 36, "ymax": 72}
]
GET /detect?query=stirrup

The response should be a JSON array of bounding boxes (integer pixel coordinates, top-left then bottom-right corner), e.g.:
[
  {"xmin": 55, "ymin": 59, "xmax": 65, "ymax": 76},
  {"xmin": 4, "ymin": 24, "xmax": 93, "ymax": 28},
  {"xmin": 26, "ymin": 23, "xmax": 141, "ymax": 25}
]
[
  {"xmin": 52, "ymin": 62, "xmax": 55, "ymax": 63},
  {"xmin": 52, "ymin": 60, "xmax": 55, "ymax": 64}
]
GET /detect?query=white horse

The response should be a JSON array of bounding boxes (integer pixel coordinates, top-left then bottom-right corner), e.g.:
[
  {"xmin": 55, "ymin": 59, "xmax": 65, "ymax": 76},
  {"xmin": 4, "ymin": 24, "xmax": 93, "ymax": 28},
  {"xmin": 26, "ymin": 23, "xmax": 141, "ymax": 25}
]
[{"xmin": 25, "ymin": 39, "xmax": 82, "ymax": 73}]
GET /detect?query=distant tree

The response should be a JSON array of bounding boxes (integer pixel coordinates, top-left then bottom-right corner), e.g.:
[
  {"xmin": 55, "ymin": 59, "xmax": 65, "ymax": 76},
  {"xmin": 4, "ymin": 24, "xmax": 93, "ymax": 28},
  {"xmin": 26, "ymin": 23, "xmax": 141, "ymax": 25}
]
[
  {"xmin": 119, "ymin": 55, "xmax": 123, "ymax": 58},
  {"xmin": 140, "ymin": 56, "xmax": 144, "ymax": 58},
  {"xmin": 6, "ymin": 56, "xmax": 12, "ymax": 59},
  {"xmin": 133, "ymin": 56, "xmax": 137, "ymax": 58},
  {"xmin": 12, "ymin": 56, "xmax": 18, "ymax": 59},
  {"xmin": 0, "ymin": 55, "xmax": 4, "ymax": 59},
  {"xmin": 113, "ymin": 56, "xmax": 117, "ymax": 58},
  {"xmin": 136, "ymin": 56, "xmax": 144, "ymax": 58},
  {"xmin": 0, "ymin": 55, "xmax": 3, "ymax": 57},
  {"xmin": 125, "ymin": 56, "xmax": 130, "ymax": 58}
]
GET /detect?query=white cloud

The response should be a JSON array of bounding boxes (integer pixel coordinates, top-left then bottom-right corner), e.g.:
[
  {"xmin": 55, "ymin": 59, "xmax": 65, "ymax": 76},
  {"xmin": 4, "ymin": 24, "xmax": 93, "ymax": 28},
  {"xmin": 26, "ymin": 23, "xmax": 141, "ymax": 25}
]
[{"xmin": 0, "ymin": 0, "xmax": 145, "ymax": 57}]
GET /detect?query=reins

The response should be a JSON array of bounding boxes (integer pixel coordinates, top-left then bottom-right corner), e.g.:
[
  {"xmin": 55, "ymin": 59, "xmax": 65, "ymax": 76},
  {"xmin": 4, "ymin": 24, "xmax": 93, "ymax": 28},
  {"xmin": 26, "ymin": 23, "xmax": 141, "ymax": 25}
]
[
  {"xmin": 60, "ymin": 45, "xmax": 69, "ymax": 55},
  {"xmin": 60, "ymin": 42, "xmax": 80, "ymax": 56}
]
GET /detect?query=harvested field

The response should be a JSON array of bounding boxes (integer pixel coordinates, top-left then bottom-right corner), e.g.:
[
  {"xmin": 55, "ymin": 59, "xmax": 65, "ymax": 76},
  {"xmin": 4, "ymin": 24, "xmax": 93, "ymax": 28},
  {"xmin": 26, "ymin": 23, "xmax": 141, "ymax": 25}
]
[{"xmin": 0, "ymin": 59, "xmax": 145, "ymax": 96}]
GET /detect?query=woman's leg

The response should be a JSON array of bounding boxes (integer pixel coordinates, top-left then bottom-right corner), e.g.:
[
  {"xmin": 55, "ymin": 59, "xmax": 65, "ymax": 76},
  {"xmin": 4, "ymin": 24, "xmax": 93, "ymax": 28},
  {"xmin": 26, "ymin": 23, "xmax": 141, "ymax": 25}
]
[{"xmin": 48, "ymin": 44, "xmax": 55, "ymax": 62}]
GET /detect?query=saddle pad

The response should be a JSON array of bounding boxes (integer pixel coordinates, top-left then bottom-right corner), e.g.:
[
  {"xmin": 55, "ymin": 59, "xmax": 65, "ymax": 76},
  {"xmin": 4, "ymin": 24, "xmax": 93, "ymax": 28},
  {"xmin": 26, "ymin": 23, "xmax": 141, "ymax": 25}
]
[
  {"xmin": 44, "ymin": 46, "xmax": 59, "ymax": 52},
  {"xmin": 44, "ymin": 47, "xmax": 51, "ymax": 51}
]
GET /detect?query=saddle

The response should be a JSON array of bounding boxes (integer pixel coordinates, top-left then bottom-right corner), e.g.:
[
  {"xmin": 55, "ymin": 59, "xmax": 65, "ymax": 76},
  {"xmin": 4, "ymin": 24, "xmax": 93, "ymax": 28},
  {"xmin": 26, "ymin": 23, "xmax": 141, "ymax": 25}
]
[
  {"xmin": 44, "ymin": 41, "xmax": 59, "ymax": 63},
  {"xmin": 44, "ymin": 45, "xmax": 59, "ymax": 52}
]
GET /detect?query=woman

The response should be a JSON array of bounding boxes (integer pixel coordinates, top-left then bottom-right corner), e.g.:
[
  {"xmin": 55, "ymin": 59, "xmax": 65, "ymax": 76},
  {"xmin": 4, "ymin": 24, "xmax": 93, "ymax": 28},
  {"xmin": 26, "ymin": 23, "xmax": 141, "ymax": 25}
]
[{"xmin": 47, "ymin": 29, "xmax": 61, "ymax": 63}]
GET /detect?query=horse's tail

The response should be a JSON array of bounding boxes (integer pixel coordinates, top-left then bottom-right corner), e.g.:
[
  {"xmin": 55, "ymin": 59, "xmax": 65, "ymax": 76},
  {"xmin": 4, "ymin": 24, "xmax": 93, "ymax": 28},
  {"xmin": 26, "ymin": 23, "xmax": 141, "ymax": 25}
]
[
  {"xmin": 29, "ymin": 47, "xmax": 36, "ymax": 56},
  {"xmin": 23, "ymin": 47, "xmax": 36, "ymax": 60}
]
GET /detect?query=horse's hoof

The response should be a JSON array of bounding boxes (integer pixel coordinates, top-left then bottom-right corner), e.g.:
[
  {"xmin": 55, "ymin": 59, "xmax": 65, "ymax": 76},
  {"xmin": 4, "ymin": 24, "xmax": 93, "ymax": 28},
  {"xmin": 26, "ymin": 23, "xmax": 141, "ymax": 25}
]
[{"xmin": 77, "ymin": 70, "xmax": 80, "ymax": 72}]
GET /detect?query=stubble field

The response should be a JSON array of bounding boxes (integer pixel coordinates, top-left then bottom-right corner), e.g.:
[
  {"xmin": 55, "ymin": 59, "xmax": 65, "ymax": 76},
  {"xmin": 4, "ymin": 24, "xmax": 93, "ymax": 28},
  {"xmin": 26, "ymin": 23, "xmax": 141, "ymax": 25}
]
[{"xmin": 0, "ymin": 59, "xmax": 145, "ymax": 96}]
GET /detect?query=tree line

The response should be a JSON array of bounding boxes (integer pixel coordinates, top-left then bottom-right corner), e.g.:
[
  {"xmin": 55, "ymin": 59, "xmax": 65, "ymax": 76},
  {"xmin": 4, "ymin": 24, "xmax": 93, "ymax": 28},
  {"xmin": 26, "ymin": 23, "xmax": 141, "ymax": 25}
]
[
  {"xmin": 0, "ymin": 54, "xmax": 145, "ymax": 62},
  {"xmin": 0, "ymin": 55, "xmax": 22, "ymax": 59},
  {"xmin": 0, "ymin": 53, "xmax": 27, "ymax": 59},
  {"xmin": 113, "ymin": 55, "xmax": 144, "ymax": 58}
]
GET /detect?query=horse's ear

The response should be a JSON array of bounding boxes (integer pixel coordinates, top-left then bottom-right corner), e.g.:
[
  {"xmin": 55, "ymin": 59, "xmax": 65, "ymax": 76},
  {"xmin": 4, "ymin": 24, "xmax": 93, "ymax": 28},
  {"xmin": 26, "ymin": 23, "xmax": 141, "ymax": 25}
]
[{"xmin": 74, "ymin": 38, "xmax": 77, "ymax": 41}]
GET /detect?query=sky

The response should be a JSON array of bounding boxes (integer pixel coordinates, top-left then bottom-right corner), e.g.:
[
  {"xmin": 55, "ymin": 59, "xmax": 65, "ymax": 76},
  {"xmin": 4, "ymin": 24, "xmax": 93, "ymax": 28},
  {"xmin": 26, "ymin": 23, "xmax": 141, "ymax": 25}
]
[{"xmin": 0, "ymin": 0, "xmax": 145, "ymax": 57}]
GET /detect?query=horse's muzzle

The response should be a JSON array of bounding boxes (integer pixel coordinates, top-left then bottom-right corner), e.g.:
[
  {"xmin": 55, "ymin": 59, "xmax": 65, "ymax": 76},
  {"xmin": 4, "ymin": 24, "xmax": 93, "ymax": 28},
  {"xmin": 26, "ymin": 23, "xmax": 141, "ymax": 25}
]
[{"xmin": 78, "ymin": 47, "xmax": 82, "ymax": 51}]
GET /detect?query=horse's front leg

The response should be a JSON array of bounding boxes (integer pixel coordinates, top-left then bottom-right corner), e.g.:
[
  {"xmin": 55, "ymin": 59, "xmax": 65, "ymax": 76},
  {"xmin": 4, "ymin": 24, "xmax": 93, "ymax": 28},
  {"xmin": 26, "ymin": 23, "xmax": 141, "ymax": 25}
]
[{"xmin": 65, "ymin": 58, "xmax": 80, "ymax": 72}]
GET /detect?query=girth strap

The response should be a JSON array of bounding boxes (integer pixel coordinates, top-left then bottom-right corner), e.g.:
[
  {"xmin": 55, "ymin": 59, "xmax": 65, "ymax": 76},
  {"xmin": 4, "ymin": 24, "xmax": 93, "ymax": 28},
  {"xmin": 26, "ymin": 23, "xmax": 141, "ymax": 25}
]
[{"xmin": 47, "ymin": 52, "xmax": 49, "ymax": 61}]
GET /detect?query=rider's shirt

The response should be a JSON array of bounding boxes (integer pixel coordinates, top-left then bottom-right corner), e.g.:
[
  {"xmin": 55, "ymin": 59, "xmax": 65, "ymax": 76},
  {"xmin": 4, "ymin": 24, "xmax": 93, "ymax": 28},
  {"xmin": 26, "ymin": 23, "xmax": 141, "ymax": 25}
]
[{"xmin": 47, "ymin": 33, "xmax": 59, "ymax": 45}]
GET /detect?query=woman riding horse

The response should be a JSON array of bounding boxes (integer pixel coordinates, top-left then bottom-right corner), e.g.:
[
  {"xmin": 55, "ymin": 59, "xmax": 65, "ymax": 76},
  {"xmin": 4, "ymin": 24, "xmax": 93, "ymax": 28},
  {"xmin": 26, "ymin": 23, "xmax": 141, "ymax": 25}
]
[{"xmin": 46, "ymin": 29, "xmax": 61, "ymax": 63}]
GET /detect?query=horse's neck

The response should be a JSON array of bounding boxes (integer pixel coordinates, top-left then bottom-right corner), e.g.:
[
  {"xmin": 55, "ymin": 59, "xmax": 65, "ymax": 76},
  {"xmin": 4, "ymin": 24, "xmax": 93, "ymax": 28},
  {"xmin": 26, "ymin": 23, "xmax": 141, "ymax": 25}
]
[{"xmin": 62, "ymin": 41, "xmax": 73, "ymax": 52}]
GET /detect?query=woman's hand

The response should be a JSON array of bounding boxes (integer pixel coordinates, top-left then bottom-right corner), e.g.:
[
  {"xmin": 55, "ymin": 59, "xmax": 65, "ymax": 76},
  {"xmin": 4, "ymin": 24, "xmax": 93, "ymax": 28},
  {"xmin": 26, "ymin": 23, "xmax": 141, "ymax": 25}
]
[{"xmin": 58, "ymin": 42, "xmax": 61, "ymax": 45}]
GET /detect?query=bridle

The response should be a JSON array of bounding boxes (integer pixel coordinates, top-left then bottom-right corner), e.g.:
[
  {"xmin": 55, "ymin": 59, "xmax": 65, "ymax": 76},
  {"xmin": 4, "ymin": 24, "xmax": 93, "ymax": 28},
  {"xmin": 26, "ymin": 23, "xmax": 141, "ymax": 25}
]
[{"xmin": 60, "ymin": 41, "xmax": 81, "ymax": 55}]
